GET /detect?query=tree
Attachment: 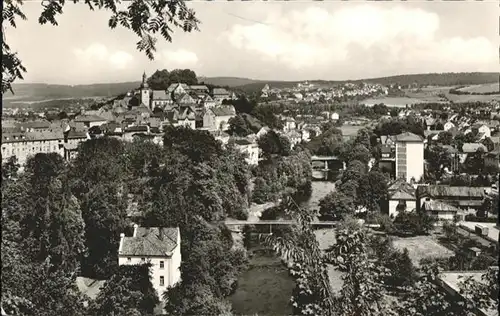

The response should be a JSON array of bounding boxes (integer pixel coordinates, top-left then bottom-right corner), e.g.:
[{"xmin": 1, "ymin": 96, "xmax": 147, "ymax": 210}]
[
  {"xmin": 252, "ymin": 177, "xmax": 271, "ymax": 204},
  {"xmin": 425, "ymin": 145, "xmax": 452, "ymax": 180},
  {"xmin": 228, "ymin": 115, "xmax": 253, "ymax": 137},
  {"xmin": 163, "ymin": 126, "xmax": 224, "ymax": 163},
  {"xmin": 318, "ymin": 191, "xmax": 355, "ymax": 220},
  {"xmin": 393, "ymin": 211, "xmax": 436, "ymax": 236},
  {"xmin": 225, "ymin": 96, "xmax": 256, "ymax": 114},
  {"xmin": 147, "ymin": 69, "xmax": 170, "ymax": 90},
  {"xmin": 3, "ymin": 0, "xmax": 200, "ymax": 93},
  {"xmin": 257, "ymin": 130, "xmax": 292, "ymax": 158},
  {"xmin": 168, "ymin": 69, "xmax": 198, "ymax": 85},
  {"xmin": 386, "ymin": 248, "xmax": 417, "ymax": 288},
  {"xmin": 357, "ymin": 170, "xmax": 389, "ymax": 213},
  {"xmin": 341, "ymin": 160, "xmax": 367, "ymax": 185},
  {"xmin": 2, "ymin": 156, "xmax": 20, "ymax": 180},
  {"xmin": 251, "ymin": 105, "xmax": 283, "ymax": 130},
  {"xmin": 89, "ymin": 264, "xmax": 159, "ymax": 316},
  {"xmin": 437, "ymin": 131, "xmax": 453, "ymax": 145},
  {"xmin": 348, "ymin": 144, "xmax": 371, "ymax": 164},
  {"xmin": 80, "ymin": 183, "xmax": 128, "ymax": 278}
]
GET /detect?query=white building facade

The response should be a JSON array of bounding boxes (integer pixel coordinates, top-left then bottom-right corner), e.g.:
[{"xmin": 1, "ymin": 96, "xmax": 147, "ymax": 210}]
[
  {"xmin": 118, "ymin": 225, "xmax": 182, "ymax": 298},
  {"xmin": 395, "ymin": 132, "xmax": 424, "ymax": 183}
]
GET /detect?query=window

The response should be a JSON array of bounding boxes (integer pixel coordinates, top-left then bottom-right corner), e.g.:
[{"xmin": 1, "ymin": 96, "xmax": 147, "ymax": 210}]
[
  {"xmin": 159, "ymin": 276, "xmax": 164, "ymax": 286},
  {"xmin": 160, "ymin": 261, "xmax": 164, "ymax": 269},
  {"xmin": 127, "ymin": 257, "xmax": 131, "ymax": 263}
]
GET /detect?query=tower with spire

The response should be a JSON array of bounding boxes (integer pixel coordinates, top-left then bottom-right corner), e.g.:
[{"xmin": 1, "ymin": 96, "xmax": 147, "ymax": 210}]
[{"xmin": 140, "ymin": 71, "xmax": 151, "ymax": 109}]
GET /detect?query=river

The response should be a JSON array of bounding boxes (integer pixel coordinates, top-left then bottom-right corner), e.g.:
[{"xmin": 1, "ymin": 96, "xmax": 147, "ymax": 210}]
[{"xmin": 300, "ymin": 181, "xmax": 336, "ymax": 211}]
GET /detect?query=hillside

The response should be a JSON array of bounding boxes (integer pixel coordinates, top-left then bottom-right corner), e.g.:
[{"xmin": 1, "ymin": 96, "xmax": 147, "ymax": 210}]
[
  {"xmin": 198, "ymin": 77, "xmax": 261, "ymax": 87},
  {"xmin": 4, "ymin": 82, "xmax": 141, "ymax": 100},
  {"xmin": 235, "ymin": 72, "xmax": 500, "ymax": 93},
  {"xmin": 3, "ymin": 72, "xmax": 497, "ymax": 101}
]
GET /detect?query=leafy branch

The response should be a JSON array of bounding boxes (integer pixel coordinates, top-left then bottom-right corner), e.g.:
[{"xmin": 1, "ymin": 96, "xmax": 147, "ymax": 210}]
[{"xmin": 2, "ymin": 0, "xmax": 200, "ymax": 93}]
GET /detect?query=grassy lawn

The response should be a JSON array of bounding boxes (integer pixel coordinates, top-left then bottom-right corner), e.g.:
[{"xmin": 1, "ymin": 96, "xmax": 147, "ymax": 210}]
[
  {"xmin": 392, "ymin": 235, "xmax": 454, "ymax": 267},
  {"xmin": 230, "ymin": 254, "xmax": 295, "ymax": 316},
  {"xmin": 458, "ymin": 83, "xmax": 499, "ymax": 93}
]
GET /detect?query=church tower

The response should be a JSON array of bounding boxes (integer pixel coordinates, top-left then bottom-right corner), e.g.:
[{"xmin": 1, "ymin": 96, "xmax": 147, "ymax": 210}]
[{"xmin": 140, "ymin": 71, "xmax": 151, "ymax": 109}]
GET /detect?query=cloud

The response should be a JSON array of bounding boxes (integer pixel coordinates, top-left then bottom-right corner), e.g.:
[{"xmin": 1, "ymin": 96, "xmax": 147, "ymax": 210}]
[
  {"xmin": 224, "ymin": 5, "xmax": 496, "ymax": 73},
  {"xmin": 160, "ymin": 49, "xmax": 199, "ymax": 66},
  {"xmin": 73, "ymin": 43, "xmax": 133, "ymax": 69}
]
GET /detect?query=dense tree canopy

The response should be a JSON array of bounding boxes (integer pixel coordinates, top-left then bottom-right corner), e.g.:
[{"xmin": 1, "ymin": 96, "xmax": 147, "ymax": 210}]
[
  {"xmin": 257, "ymin": 130, "xmax": 292, "ymax": 158},
  {"xmin": 147, "ymin": 69, "xmax": 198, "ymax": 90}
]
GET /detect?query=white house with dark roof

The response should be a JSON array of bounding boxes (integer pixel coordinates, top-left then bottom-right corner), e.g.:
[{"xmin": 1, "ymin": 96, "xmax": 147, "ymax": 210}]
[
  {"xmin": 118, "ymin": 225, "xmax": 181, "ymax": 298},
  {"xmin": 203, "ymin": 105, "xmax": 236, "ymax": 131},
  {"xmin": 384, "ymin": 178, "xmax": 417, "ymax": 218},
  {"xmin": 233, "ymin": 138, "xmax": 260, "ymax": 165}
]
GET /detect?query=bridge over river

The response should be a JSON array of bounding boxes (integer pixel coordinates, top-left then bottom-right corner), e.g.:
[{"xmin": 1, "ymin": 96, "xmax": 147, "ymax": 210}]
[
  {"xmin": 222, "ymin": 219, "xmax": 380, "ymax": 233},
  {"xmin": 310, "ymin": 155, "xmax": 345, "ymax": 181}
]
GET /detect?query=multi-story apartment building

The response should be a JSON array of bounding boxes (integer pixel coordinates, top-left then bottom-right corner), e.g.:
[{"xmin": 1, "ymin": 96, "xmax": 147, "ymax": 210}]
[
  {"xmin": 394, "ymin": 132, "xmax": 424, "ymax": 183},
  {"xmin": 1, "ymin": 131, "xmax": 65, "ymax": 166}
]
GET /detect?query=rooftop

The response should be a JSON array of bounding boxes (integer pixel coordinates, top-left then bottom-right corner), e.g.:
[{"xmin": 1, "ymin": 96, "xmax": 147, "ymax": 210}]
[
  {"xmin": 211, "ymin": 105, "xmax": 236, "ymax": 117},
  {"xmin": 422, "ymin": 200, "xmax": 460, "ymax": 212},
  {"xmin": 395, "ymin": 132, "xmax": 424, "ymax": 142},
  {"xmin": 74, "ymin": 114, "xmax": 107, "ymax": 123},
  {"xmin": 120, "ymin": 227, "xmax": 179, "ymax": 257},
  {"xmin": 417, "ymin": 185, "xmax": 487, "ymax": 199}
]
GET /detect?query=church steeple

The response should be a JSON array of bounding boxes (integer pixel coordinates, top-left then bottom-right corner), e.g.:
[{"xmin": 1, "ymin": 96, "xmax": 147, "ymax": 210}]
[{"xmin": 141, "ymin": 71, "xmax": 148, "ymax": 89}]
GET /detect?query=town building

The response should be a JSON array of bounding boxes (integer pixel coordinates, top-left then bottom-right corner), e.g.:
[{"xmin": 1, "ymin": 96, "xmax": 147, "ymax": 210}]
[
  {"xmin": 1, "ymin": 131, "xmax": 65, "ymax": 166},
  {"xmin": 233, "ymin": 138, "xmax": 260, "ymax": 165},
  {"xmin": 394, "ymin": 132, "xmax": 424, "ymax": 183},
  {"xmin": 118, "ymin": 225, "xmax": 181, "ymax": 298},
  {"xmin": 383, "ymin": 178, "xmax": 417, "ymax": 218},
  {"xmin": 203, "ymin": 105, "xmax": 236, "ymax": 131},
  {"xmin": 416, "ymin": 185, "xmax": 488, "ymax": 214},
  {"xmin": 74, "ymin": 114, "xmax": 108, "ymax": 128}
]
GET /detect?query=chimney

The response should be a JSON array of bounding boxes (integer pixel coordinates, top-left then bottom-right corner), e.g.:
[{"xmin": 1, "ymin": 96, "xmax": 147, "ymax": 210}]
[
  {"xmin": 133, "ymin": 224, "xmax": 138, "ymax": 237},
  {"xmin": 158, "ymin": 227, "xmax": 164, "ymax": 241},
  {"xmin": 118, "ymin": 233, "xmax": 125, "ymax": 254}
]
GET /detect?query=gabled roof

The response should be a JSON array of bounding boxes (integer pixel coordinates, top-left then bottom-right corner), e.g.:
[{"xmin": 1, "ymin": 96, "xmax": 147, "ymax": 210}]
[
  {"xmin": 395, "ymin": 132, "xmax": 423, "ymax": 142},
  {"xmin": 120, "ymin": 227, "xmax": 178, "ymax": 256},
  {"xmin": 21, "ymin": 120, "xmax": 51, "ymax": 129},
  {"xmin": 211, "ymin": 105, "xmax": 236, "ymax": 117},
  {"xmin": 190, "ymin": 85, "xmax": 209, "ymax": 91},
  {"xmin": 388, "ymin": 178, "xmax": 416, "ymax": 200},
  {"xmin": 74, "ymin": 114, "xmax": 107, "ymax": 123},
  {"xmin": 234, "ymin": 138, "xmax": 254, "ymax": 146},
  {"xmin": 212, "ymin": 88, "xmax": 230, "ymax": 95},
  {"xmin": 67, "ymin": 129, "xmax": 88, "ymax": 139},
  {"xmin": 417, "ymin": 185, "xmax": 487, "ymax": 199},
  {"xmin": 422, "ymin": 200, "xmax": 459, "ymax": 212},
  {"xmin": 152, "ymin": 90, "xmax": 172, "ymax": 100},
  {"xmin": 462, "ymin": 143, "xmax": 488, "ymax": 153},
  {"xmin": 167, "ymin": 83, "xmax": 190, "ymax": 94}
]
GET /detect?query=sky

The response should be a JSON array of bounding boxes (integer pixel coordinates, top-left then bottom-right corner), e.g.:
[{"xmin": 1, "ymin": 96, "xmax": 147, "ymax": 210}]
[{"xmin": 6, "ymin": 1, "xmax": 499, "ymax": 85}]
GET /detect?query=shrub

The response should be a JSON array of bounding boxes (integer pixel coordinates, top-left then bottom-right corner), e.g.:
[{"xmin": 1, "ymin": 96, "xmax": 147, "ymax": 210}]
[{"xmin": 464, "ymin": 214, "xmax": 497, "ymax": 223}]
